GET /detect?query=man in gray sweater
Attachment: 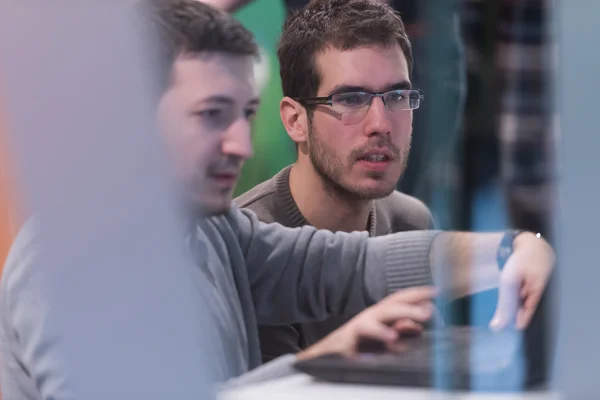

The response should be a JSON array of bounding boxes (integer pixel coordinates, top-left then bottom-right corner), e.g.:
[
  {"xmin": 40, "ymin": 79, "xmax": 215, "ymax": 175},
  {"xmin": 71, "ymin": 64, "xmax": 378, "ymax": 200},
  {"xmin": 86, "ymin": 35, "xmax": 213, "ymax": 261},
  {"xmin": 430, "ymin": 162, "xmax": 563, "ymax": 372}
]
[
  {"xmin": 0, "ymin": 0, "xmax": 554, "ymax": 398},
  {"xmin": 233, "ymin": 0, "xmax": 550, "ymax": 363},
  {"xmin": 234, "ymin": 0, "xmax": 436, "ymax": 361}
]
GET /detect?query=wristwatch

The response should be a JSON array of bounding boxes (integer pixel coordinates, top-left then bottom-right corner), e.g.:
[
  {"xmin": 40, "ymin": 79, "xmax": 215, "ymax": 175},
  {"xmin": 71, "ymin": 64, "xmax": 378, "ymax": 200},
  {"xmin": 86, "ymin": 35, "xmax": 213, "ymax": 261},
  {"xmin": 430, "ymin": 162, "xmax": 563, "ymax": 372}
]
[{"xmin": 496, "ymin": 230, "xmax": 525, "ymax": 271}]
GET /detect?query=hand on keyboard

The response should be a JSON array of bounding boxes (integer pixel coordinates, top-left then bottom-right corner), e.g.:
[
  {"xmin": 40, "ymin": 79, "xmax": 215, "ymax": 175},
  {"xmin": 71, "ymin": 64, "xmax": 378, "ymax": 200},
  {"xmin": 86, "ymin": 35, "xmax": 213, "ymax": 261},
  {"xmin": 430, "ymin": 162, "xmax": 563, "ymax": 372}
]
[{"xmin": 296, "ymin": 286, "xmax": 436, "ymax": 360}]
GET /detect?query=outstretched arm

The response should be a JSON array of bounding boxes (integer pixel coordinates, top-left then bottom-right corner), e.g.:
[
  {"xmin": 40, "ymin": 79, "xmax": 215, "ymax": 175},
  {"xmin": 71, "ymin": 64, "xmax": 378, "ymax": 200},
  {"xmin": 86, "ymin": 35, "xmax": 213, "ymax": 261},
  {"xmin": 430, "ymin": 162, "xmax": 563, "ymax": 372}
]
[{"xmin": 231, "ymin": 208, "xmax": 554, "ymax": 331}]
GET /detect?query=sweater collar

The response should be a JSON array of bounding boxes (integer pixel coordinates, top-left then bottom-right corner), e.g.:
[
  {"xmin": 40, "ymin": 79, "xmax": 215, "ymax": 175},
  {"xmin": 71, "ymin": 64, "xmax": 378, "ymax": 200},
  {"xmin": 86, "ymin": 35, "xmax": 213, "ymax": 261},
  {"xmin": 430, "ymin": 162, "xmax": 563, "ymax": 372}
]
[{"xmin": 273, "ymin": 165, "xmax": 380, "ymax": 237}]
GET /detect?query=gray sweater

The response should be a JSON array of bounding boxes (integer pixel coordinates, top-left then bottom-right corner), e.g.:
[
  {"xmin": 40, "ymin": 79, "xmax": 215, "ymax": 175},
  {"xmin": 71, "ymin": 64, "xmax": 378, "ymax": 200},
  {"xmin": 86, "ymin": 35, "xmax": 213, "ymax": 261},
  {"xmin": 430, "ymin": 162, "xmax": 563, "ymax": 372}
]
[
  {"xmin": 0, "ymin": 206, "xmax": 437, "ymax": 399},
  {"xmin": 234, "ymin": 166, "xmax": 435, "ymax": 361}
]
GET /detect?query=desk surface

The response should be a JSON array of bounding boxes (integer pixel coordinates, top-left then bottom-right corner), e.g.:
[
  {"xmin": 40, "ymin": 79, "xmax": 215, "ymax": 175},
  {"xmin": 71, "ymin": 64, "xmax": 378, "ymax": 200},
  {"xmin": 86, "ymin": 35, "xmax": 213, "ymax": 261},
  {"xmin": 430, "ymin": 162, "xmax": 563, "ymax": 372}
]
[{"xmin": 219, "ymin": 373, "xmax": 561, "ymax": 400}]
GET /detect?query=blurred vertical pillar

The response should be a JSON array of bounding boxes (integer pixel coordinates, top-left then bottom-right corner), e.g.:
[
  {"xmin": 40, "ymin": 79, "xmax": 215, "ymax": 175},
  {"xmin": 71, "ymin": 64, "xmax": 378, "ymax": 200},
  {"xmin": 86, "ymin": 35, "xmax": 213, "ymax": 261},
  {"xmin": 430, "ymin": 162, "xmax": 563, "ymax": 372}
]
[
  {"xmin": 0, "ymin": 2, "xmax": 218, "ymax": 398},
  {"xmin": 554, "ymin": 0, "xmax": 600, "ymax": 397},
  {"xmin": 419, "ymin": 0, "xmax": 468, "ymax": 391},
  {"xmin": 418, "ymin": 0, "xmax": 466, "ymax": 230}
]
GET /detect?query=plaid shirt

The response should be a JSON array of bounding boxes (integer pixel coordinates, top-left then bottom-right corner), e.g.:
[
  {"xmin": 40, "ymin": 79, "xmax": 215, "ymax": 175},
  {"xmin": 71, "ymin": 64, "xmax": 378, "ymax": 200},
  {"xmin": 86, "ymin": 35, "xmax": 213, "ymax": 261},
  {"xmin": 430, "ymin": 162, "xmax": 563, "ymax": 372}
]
[
  {"xmin": 461, "ymin": 0, "xmax": 556, "ymax": 234},
  {"xmin": 496, "ymin": 0, "xmax": 556, "ymax": 233}
]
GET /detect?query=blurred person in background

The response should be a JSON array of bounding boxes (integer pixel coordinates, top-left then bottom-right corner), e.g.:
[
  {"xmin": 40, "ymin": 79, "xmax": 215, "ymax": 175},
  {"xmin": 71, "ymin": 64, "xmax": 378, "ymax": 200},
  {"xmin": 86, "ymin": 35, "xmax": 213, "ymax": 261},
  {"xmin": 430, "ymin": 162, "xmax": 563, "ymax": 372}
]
[
  {"xmin": 463, "ymin": 0, "xmax": 555, "ymax": 240},
  {"xmin": 0, "ymin": 1, "xmax": 555, "ymax": 398}
]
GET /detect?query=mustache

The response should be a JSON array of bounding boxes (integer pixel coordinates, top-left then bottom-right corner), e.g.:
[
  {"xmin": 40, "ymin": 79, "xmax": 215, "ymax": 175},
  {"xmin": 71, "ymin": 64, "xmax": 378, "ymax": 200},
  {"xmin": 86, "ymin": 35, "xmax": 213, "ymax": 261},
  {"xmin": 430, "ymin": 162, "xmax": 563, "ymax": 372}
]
[
  {"xmin": 349, "ymin": 137, "xmax": 401, "ymax": 160},
  {"xmin": 207, "ymin": 156, "xmax": 244, "ymax": 174}
]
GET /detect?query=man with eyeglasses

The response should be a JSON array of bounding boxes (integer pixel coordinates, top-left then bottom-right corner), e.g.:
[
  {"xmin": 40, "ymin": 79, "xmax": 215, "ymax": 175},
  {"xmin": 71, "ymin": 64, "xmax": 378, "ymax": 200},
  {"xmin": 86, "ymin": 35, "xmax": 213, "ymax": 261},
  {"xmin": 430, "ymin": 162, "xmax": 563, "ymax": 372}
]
[
  {"xmin": 234, "ymin": 0, "xmax": 436, "ymax": 362},
  {"xmin": 234, "ymin": 0, "xmax": 549, "ymax": 364}
]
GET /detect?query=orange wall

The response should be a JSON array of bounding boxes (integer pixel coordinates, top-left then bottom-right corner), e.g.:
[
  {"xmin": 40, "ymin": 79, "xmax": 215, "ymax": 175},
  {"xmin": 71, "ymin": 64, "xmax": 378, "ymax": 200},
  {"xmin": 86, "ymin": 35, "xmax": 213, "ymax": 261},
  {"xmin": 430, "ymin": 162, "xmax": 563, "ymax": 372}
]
[
  {"xmin": 0, "ymin": 103, "xmax": 20, "ymax": 273},
  {"xmin": 0, "ymin": 95, "xmax": 17, "ymax": 400}
]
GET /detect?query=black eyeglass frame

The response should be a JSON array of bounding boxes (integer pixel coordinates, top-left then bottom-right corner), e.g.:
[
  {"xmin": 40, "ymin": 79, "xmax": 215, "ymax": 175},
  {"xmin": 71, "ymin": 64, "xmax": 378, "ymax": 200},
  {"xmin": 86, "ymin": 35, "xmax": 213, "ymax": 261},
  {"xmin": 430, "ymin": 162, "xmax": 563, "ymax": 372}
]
[{"xmin": 293, "ymin": 89, "xmax": 425, "ymax": 110}]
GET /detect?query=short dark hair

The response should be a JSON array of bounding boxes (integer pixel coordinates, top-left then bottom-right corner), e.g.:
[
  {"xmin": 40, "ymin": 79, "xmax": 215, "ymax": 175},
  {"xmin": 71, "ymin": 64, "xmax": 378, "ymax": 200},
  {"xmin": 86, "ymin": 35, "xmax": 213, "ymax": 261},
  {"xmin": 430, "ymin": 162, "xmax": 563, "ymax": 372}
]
[
  {"xmin": 141, "ymin": 0, "xmax": 259, "ymax": 85},
  {"xmin": 277, "ymin": 0, "xmax": 413, "ymax": 99}
]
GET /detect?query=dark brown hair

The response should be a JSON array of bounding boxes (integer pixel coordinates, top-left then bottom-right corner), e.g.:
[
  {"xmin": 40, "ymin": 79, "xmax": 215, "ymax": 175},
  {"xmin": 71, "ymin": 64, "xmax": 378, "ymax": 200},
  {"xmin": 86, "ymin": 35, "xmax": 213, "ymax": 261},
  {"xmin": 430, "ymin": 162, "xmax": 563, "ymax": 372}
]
[
  {"xmin": 141, "ymin": 0, "xmax": 259, "ymax": 87},
  {"xmin": 277, "ymin": 0, "xmax": 413, "ymax": 99}
]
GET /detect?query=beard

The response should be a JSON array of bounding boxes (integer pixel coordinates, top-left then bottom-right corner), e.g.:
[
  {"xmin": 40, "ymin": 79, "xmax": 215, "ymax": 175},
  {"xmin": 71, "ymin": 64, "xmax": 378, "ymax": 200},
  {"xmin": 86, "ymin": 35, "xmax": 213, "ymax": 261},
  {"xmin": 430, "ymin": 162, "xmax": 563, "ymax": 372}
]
[{"xmin": 307, "ymin": 121, "xmax": 411, "ymax": 200}]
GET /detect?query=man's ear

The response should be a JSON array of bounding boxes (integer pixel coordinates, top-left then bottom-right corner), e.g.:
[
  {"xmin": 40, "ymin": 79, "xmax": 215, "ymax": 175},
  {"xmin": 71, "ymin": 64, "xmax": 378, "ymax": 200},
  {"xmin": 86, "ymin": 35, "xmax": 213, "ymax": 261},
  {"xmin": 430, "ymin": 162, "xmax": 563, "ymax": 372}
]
[{"xmin": 280, "ymin": 97, "xmax": 308, "ymax": 145}]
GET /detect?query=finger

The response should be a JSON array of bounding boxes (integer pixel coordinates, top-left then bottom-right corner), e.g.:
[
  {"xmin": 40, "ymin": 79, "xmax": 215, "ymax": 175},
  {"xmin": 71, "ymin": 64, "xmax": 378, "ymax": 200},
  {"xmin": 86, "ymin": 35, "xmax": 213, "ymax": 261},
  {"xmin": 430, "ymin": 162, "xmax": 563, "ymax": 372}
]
[
  {"xmin": 374, "ymin": 302, "xmax": 434, "ymax": 324},
  {"xmin": 356, "ymin": 320, "xmax": 399, "ymax": 344},
  {"xmin": 415, "ymin": 300, "xmax": 433, "ymax": 307},
  {"xmin": 386, "ymin": 341, "xmax": 409, "ymax": 354},
  {"xmin": 386, "ymin": 321, "xmax": 423, "ymax": 353},
  {"xmin": 384, "ymin": 286, "xmax": 438, "ymax": 304},
  {"xmin": 516, "ymin": 289, "xmax": 542, "ymax": 329},
  {"xmin": 490, "ymin": 276, "xmax": 521, "ymax": 331},
  {"xmin": 392, "ymin": 318, "xmax": 424, "ymax": 335}
]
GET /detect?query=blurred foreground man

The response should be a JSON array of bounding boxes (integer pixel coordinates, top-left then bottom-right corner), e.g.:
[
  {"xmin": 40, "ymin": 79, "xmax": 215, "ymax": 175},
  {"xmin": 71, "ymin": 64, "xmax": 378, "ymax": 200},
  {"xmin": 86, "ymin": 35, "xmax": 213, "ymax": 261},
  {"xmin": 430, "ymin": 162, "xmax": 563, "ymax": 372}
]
[{"xmin": 0, "ymin": 1, "xmax": 554, "ymax": 398}]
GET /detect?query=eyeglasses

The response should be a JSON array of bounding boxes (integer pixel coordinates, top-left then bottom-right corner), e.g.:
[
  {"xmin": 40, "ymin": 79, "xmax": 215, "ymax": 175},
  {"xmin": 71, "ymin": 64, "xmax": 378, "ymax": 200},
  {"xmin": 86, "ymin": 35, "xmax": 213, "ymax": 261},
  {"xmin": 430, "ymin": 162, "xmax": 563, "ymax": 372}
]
[{"xmin": 294, "ymin": 89, "xmax": 424, "ymax": 125}]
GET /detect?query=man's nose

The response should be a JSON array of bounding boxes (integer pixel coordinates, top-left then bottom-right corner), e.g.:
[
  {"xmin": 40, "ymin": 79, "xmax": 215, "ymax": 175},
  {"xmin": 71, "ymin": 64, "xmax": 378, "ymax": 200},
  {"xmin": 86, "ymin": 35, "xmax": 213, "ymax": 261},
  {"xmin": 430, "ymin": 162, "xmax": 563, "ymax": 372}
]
[
  {"xmin": 362, "ymin": 96, "xmax": 393, "ymax": 137},
  {"xmin": 222, "ymin": 118, "xmax": 253, "ymax": 160}
]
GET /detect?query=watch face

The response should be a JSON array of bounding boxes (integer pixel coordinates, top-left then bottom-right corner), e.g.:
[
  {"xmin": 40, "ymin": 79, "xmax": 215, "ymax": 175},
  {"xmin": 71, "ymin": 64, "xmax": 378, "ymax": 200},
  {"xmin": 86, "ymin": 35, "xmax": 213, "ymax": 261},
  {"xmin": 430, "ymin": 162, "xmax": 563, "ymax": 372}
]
[
  {"xmin": 497, "ymin": 230, "xmax": 522, "ymax": 269},
  {"xmin": 498, "ymin": 246, "xmax": 512, "ymax": 261}
]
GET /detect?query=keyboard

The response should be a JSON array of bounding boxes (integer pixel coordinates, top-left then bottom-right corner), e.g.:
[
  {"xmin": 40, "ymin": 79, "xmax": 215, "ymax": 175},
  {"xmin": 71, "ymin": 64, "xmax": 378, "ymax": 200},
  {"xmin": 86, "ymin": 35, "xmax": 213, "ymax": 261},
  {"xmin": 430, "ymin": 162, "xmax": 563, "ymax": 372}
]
[{"xmin": 351, "ymin": 327, "xmax": 521, "ymax": 372}]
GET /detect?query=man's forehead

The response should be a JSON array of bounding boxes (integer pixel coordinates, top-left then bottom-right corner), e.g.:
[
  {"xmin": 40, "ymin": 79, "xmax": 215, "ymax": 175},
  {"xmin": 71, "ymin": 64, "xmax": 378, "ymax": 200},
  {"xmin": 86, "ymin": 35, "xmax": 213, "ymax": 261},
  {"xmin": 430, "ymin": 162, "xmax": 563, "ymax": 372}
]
[
  {"xmin": 170, "ymin": 53, "xmax": 257, "ymax": 101},
  {"xmin": 316, "ymin": 45, "xmax": 410, "ymax": 93}
]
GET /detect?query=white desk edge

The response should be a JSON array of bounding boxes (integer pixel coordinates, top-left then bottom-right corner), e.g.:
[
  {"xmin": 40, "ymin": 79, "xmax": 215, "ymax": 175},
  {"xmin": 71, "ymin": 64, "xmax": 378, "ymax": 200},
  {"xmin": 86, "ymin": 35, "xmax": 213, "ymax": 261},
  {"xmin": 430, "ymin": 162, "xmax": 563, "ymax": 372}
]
[{"xmin": 218, "ymin": 373, "xmax": 561, "ymax": 400}]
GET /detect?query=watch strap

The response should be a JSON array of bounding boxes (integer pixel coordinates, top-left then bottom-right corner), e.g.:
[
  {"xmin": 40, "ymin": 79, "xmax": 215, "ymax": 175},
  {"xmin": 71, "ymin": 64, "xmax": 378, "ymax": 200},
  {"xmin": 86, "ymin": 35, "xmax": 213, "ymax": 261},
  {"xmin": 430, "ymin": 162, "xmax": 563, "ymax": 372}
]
[{"xmin": 497, "ymin": 230, "xmax": 525, "ymax": 271}]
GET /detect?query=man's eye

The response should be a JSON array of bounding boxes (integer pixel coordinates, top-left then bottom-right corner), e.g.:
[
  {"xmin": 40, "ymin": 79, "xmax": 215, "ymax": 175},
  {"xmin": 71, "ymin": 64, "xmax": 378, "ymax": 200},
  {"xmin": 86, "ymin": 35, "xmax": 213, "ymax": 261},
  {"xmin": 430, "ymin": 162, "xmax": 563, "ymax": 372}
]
[
  {"xmin": 335, "ymin": 93, "xmax": 368, "ymax": 108},
  {"xmin": 338, "ymin": 95, "xmax": 361, "ymax": 105},
  {"xmin": 388, "ymin": 92, "xmax": 406, "ymax": 102},
  {"xmin": 197, "ymin": 109, "xmax": 222, "ymax": 118},
  {"xmin": 245, "ymin": 108, "xmax": 257, "ymax": 120}
]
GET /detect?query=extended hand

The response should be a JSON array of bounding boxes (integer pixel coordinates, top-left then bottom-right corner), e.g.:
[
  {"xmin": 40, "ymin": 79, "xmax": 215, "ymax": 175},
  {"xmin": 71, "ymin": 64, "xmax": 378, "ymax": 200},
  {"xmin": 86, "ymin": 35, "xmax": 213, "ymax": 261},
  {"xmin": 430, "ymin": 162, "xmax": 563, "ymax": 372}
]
[{"xmin": 490, "ymin": 232, "xmax": 555, "ymax": 331}]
